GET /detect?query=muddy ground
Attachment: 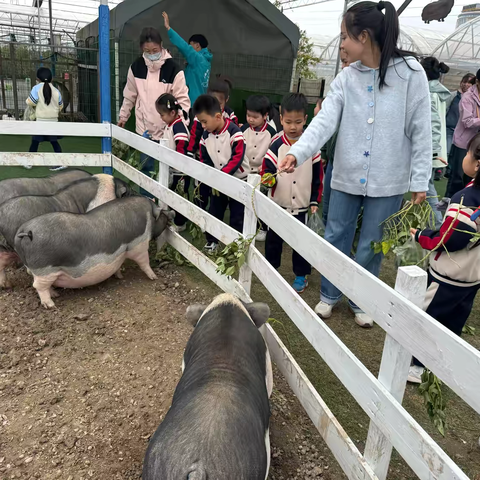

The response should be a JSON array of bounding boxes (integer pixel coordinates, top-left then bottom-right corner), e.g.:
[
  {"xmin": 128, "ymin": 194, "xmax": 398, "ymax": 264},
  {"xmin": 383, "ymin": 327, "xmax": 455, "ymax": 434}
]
[{"xmin": 0, "ymin": 262, "xmax": 344, "ymax": 480}]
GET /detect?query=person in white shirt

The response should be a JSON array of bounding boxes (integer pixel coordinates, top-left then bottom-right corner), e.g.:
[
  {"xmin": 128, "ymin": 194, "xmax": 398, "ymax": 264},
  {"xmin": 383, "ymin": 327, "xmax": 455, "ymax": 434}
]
[{"xmin": 26, "ymin": 67, "xmax": 64, "ymax": 171}]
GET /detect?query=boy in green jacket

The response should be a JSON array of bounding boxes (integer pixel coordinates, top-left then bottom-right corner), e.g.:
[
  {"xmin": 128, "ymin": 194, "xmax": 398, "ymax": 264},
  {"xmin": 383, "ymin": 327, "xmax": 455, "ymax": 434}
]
[{"xmin": 163, "ymin": 12, "xmax": 213, "ymax": 104}]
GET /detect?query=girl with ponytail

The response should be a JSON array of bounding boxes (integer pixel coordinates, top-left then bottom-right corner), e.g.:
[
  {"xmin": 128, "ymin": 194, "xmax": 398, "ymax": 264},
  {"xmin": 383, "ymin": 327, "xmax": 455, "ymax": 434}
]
[
  {"xmin": 279, "ymin": 1, "xmax": 432, "ymax": 327},
  {"xmin": 26, "ymin": 67, "xmax": 65, "ymax": 170}
]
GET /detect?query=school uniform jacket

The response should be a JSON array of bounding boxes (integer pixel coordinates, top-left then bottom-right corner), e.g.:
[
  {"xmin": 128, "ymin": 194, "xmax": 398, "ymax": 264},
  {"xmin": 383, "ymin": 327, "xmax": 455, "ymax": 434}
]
[
  {"xmin": 241, "ymin": 122, "xmax": 277, "ymax": 174},
  {"xmin": 119, "ymin": 50, "xmax": 190, "ymax": 140},
  {"xmin": 199, "ymin": 118, "xmax": 249, "ymax": 179},
  {"xmin": 27, "ymin": 83, "xmax": 63, "ymax": 121},
  {"xmin": 163, "ymin": 117, "xmax": 190, "ymax": 175},
  {"xmin": 262, "ymin": 132, "xmax": 323, "ymax": 215},
  {"xmin": 223, "ymin": 105, "xmax": 238, "ymax": 125},
  {"xmin": 415, "ymin": 182, "xmax": 480, "ymax": 286}
]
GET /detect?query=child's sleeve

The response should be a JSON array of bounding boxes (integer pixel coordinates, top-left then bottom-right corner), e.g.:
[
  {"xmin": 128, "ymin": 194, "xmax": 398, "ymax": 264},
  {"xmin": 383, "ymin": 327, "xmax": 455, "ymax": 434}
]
[
  {"xmin": 167, "ymin": 29, "xmax": 199, "ymax": 66},
  {"xmin": 415, "ymin": 197, "xmax": 476, "ymax": 252},
  {"xmin": 261, "ymin": 145, "xmax": 278, "ymax": 178},
  {"xmin": 199, "ymin": 136, "xmax": 214, "ymax": 168},
  {"xmin": 187, "ymin": 119, "xmax": 204, "ymax": 157},
  {"xmin": 222, "ymin": 130, "xmax": 245, "ymax": 175},
  {"xmin": 173, "ymin": 123, "xmax": 190, "ymax": 155},
  {"xmin": 229, "ymin": 110, "xmax": 239, "ymax": 126},
  {"xmin": 27, "ymin": 84, "xmax": 40, "ymax": 107},
  {"xmin": 119, "ymin": 67, "xmax": 137, "ymax": 123},
  {"xmin": 310, "ymin": 152, "xmax": 324, "ymax": 206}
]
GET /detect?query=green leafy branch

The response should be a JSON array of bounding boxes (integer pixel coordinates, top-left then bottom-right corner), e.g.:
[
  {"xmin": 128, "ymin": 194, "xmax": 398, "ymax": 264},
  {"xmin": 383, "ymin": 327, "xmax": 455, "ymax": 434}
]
[
  {"xmin": 462, "ymin": 324, "xmax": 476, "ymax": 335},
  {"xmin": 419, "ymin": 369, "xmax": 447, "ymax": 436},
  {"xmin": 214, "ymin": 171, "xmax": 284, "ymax": 279}
]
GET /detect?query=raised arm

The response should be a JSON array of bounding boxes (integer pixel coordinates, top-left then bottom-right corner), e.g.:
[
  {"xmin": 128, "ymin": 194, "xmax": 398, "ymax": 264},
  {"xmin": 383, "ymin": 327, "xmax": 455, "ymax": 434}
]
[
  {"xmin": 280, "ymin": 74, "xmax": 344, "ymax": 172},
  {"xmin": 163, "ymin": 12, "xmax": 199, "ymax": 66}
]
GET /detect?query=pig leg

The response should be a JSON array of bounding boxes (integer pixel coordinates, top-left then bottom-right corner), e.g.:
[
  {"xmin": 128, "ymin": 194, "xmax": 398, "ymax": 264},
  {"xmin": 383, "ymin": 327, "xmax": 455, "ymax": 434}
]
[
  {"xmin": 50, "ymin": 288, "xmax": 60, "ymax": 299},
  {"xmin": 115, "ymin": 268, "xmax": 124, "ymax": 280},
  {"xmin": 33, "ymin": 274, "xmax": 60, "ymax": 309},
  {"xmin": 0, "ymin": 252, "xmax": 18, "ymax": 289},
  {"xmin": 131, "ymin": 250, "xmax": 157, "ymax": 281}
]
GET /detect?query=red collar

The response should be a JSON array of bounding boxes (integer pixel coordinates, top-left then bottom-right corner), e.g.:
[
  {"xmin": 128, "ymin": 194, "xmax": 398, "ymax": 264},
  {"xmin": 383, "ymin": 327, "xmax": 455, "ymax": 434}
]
[
  {"xmin": 168, "ymin": 116, "xmax": 183, "ymax": 128},
  {"xmin": 282, "ymin": 132, "xmax": 292, "ymax": 146},
  {"xmin": 214, "ymin": 118, "xmax": 230, "ymax": 135},
  {"xmin": 250, "ymin": 121, "xmax": 268, "ymax": 133}
]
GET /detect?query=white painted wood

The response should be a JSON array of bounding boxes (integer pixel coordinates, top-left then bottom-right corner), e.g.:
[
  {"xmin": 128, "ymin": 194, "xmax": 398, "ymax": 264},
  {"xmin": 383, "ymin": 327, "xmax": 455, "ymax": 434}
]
[
  {"xmin": 238, "ymin": 174, "xmax": 261, "ymax": 295},
  {"xmin": 0, "ymin": 121, "xmax": 111, "ymax": 137},
  {"xmin": 263, "ymin": 324, "xmax": 378, "ymax": 480},
  {"xmin": 247, "ymin": 246, "xmax": 468, "ymax": 480},
  {"xmin": 112, "ymin": 156, "xmax": 239, "ymax": 246},
  {"xmin": 164, "ymin": 229, "xmax": 251, "ymax": 303},
  {"xmin": 364, "ymin": 266, "xmax": 428, "ymax": 480},
  {"xmin": 111, "ymin": 125, "xmax": 248, "ymax": 204},
  {"xmin": 251, "ymin": 189, "xmax": 480, "ymax": 415},
  {"xmin": 0, "ymin": 153, "xmax": 111, "ymax": 167}
]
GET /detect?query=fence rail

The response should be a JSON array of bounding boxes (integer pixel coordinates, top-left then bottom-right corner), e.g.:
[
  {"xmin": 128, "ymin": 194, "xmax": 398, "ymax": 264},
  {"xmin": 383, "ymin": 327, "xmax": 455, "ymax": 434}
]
[{"xmin": 1, "ymin": 121, "xmax": 479, "ymax": 480}]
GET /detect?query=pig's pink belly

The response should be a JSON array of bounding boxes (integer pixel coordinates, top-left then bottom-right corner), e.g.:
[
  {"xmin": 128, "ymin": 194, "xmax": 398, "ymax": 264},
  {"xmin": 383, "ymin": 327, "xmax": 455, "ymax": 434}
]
[{"xmin": 53, "ymin": 254, "xmax": 126, "ymax": 289}]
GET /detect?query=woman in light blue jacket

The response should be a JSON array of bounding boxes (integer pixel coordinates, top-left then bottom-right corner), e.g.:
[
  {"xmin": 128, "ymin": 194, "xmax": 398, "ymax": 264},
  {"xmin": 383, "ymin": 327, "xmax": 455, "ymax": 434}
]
[{"xmin": 280, "ymin": 1, "xmax": 432, "ymax": 328}]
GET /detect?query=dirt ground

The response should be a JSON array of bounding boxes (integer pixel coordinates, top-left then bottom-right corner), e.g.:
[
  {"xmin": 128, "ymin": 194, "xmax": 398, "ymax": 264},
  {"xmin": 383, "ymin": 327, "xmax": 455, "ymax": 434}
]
[{"xmin": 0, "ymin": 262, "xmax": 343, "ymax": 480}]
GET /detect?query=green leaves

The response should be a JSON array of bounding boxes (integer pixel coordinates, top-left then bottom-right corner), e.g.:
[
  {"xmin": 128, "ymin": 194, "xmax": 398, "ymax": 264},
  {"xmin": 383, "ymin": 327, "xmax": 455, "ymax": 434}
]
[
  {"xmin": 462, "ymin": 324, "xmax": 476, "ymax": 335},
  {"xmin": 419, "ymin": 369, "xmax": 447, "ymax": 436},
  {"xmin": 213, "ymin": 236, "xmax": 253, "ymax": 279}
]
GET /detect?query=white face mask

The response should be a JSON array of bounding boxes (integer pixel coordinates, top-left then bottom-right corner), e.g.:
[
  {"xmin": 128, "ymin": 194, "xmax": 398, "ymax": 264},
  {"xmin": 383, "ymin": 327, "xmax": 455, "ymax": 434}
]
[{"xmin": 144, "ymin": 52, "xmax": 161, "ymax": 62}]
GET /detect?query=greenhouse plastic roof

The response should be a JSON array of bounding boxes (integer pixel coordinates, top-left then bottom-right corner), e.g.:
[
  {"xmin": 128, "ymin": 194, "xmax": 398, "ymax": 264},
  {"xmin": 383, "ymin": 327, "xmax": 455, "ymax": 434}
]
[{"xmin": 433, "ymin": 16, "xmax": 480, "ymax": 71}]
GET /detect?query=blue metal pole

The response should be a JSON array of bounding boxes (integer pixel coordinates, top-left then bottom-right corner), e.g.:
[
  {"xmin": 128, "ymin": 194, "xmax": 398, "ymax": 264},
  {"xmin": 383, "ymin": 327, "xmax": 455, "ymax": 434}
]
[{"xmin": 99, "ymin": 0, "xmax": 113, "ymax": 175}]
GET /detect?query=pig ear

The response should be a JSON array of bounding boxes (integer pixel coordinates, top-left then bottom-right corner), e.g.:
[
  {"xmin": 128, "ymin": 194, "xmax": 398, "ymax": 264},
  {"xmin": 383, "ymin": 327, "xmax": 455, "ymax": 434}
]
[
  {"xmin": 162, "ymin": 209, "xmax": 176, "ymax": 221},
  {"xmin": 245, "ymin": 302, "xmax": 270, "ymax": 328},
  {"xmin": 186, "ymin": 304, "xmax": 206, "ymax": 327}
]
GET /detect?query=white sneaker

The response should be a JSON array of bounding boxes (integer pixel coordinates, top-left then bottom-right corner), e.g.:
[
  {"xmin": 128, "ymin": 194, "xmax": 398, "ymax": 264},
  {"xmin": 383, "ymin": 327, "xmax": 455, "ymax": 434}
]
[
  {"xmin": 256, "ymin": 230, "xmax": 267, "ymax": 242},
  {"xmin": 407, "ymin": 365, "xmax": 424, "ymax": 384},
  {"xmin": 314, "ymin": 301, "xmax": 333, "ymax": 319},
  {"xmin": 171, "ymin": 224, "xmax": 186, "ymax": 233},
  {"xmin": 204, "ymin": 242, "xmax": 218, "ymax": 254},
  {"xmin": 354, "ymin": 312, "xmax": 374, "ymax": 328}
]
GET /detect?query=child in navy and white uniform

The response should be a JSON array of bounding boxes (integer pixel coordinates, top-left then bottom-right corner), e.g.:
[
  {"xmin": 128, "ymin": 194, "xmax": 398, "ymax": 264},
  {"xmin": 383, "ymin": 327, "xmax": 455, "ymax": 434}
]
[
  {"xmin": 155, "ymin": 93, "xmax": 191, "ymax": 231},
  {"xmin": 408, "ymin": 133, "xmax": 480, "ymax": 382},
  {"xmin": 193, "ymin": 94, "xmax": 249, "ymax": 252},
  {"xmin": 262, "ymin": 93, "xmax": 323, "ymax": 294}
]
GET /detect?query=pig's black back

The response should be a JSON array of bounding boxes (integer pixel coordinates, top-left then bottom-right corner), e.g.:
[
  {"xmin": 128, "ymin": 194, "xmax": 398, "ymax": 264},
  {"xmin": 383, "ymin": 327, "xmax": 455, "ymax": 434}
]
[{"xmin": 143, "ymin": 303, "xmax": 270, "ymax": 480}]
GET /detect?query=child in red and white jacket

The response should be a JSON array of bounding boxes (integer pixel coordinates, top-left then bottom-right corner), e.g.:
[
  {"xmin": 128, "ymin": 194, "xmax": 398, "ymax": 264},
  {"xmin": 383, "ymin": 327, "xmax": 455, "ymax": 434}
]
[
  {"xmin": 262, "ymin": 93, "xmax": 323, "ymax": 294},
  {"xmin": 408, "ymin": 133, "xmax": 480, "ymax": 383},
  {"xmin": 193, "ymin": 94, "xmax": 249, "ymax": 253},
  {"xmin": 155, "ymin": 93, "xmax": 191, "ymax": 231}
]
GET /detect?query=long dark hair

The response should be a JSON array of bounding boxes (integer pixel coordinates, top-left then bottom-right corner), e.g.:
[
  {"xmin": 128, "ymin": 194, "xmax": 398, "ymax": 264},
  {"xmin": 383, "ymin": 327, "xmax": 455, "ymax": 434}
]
[
  {"xmin": 155, "ymin": 93, "xmax": 188, "ymax": 122},
  {"xmin": 420, "ymin": 56, "xmax": 449, "ymax": 81},
  {"xmin": 36, "ymin": 67, "xmax": 53, "ymax": 106},
  {"xmin": 344, "ymin": 1, "xmax": 414, "ymax": 89}
]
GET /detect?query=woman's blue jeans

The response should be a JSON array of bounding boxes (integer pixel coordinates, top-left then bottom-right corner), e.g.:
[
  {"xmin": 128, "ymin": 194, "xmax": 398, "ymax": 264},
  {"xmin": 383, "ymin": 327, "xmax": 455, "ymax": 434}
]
[{"xmin": 321, "ymin": 189, "xmax": 403, "ymax": 312}]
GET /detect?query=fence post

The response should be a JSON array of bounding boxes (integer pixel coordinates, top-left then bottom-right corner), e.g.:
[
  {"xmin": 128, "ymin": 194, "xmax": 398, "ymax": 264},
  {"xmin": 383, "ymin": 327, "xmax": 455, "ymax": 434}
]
[
  {"xmin": 9, "ymin": 43, "xmax": 19, "ymax": 120},
  {"xmin": 98, "ymin": 0, "xmax": 112, "ymax": 175},
  {"xmin": 238, "ymin": 174, "xmax": 260, "ymax": 295},
  {"xmin": 364, "ymin": 265, "xmax": 427, "ymax": 479}
]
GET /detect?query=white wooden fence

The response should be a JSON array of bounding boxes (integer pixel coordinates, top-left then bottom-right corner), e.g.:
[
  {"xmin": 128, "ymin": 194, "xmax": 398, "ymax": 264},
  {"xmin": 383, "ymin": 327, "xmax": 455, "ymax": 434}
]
[{"xmin": 1, "ymin": 121, "xmax": 480, "ymax": 480}]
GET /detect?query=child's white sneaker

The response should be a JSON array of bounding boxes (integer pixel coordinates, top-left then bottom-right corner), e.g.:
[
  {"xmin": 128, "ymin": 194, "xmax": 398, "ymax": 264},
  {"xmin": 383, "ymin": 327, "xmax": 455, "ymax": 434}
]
[
  {"xmin": 204, "ymin": 242, "xmax": 218, "ymax": 254},
  {"xmin": 407, "ymin": 365, "xmax": 424, "ymax": 384}
]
